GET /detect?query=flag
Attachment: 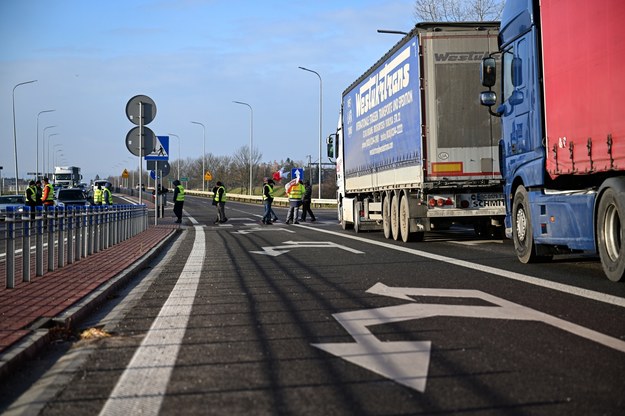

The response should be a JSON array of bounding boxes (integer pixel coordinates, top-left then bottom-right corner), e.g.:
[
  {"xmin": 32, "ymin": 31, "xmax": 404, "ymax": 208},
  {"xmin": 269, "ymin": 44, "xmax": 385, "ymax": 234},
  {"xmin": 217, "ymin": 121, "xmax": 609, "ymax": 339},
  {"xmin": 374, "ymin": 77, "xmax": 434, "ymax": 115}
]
[{"xmin": 272, "ymin": 167, "xmax": 288, "ymax": 182}]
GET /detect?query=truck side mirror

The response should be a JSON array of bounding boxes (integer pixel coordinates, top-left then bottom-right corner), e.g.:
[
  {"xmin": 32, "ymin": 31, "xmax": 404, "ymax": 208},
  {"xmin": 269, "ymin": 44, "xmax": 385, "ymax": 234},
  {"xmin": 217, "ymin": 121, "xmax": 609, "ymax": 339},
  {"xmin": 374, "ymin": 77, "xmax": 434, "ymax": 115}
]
[
  {"xmin": 480, "ymin": 91, "xmax": 497, "ymax": 106},
  {"xmin": 326, "ymin": 134, "xmax": 336, "ymax": 158},
  {"xmin": 480, "ymin": 91, "xmax": 502, "ymax": 117},
  {"xmin": 481, "ymin": 57, "xmax": 496, "ymax": 87}
]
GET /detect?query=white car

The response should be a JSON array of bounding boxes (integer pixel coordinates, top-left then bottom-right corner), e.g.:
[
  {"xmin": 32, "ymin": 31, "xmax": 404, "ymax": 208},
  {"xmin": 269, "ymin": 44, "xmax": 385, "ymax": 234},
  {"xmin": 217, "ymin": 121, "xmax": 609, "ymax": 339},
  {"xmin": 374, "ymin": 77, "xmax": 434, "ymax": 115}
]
[{"xmin": 0, "ymin": 195, "xmax": 26, "ymax": 220}]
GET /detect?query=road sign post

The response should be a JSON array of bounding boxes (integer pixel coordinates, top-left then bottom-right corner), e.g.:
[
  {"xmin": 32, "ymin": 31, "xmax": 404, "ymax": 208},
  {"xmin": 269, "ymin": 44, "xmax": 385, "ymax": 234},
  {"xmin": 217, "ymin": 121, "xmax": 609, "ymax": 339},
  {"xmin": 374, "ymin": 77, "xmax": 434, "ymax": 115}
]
[{"xmin": 125, "ymin": 95, "xmax": 157, "ymax": 205}]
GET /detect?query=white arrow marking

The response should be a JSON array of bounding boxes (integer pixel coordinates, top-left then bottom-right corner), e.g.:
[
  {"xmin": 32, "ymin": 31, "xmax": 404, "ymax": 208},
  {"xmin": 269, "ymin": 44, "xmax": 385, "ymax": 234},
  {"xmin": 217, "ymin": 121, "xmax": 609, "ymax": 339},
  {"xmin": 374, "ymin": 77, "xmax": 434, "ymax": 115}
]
[
  {"xmin": 313, "ymin": 283, "xmax": 625, "ymax": 393},
  {"xmin": 251, "ymin": 241, "xmax": 364, "ymax": 257},
  {"xmin": 232, "ymin": 227, "xmax": 295, "ymax": 235},
  {"xmin": 312, "ymin": 340, "xmax": 431, "ymax": 392}
]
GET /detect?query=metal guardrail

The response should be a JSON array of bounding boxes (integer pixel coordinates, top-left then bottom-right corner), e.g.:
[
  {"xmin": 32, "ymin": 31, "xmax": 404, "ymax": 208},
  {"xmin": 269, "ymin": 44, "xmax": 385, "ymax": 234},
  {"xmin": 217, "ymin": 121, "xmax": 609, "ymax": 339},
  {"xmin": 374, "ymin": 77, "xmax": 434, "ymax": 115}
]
[{"xmin": 2, "ymin": 204, "xmax": 148, "ymax": 289}]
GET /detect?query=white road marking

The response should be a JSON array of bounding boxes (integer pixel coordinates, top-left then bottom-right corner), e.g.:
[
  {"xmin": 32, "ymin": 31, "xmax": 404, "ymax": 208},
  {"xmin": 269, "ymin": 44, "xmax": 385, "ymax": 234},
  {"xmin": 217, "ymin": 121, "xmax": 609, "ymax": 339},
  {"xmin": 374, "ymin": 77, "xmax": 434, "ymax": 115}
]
[
  {"xmin": 306, "ymin": 227, "xmax": 625, "ymax": 308},
  {"xmin": 99, "ymin": 225, "xmax": 205, "ymax": 416},
  {"xmin": 250, "ymin": 241, "xmax": 364, "ymax": 257},
  {"xmin": 313, "ymin": 283, "xmax": 625, "ymax": 393},
  {"xmin": 231, "ymin": 226, "xmax": 295, "ymax": 235},
  {"xmin": 452, "ymin": 240, "xmax": 503, "ymax": 245}
]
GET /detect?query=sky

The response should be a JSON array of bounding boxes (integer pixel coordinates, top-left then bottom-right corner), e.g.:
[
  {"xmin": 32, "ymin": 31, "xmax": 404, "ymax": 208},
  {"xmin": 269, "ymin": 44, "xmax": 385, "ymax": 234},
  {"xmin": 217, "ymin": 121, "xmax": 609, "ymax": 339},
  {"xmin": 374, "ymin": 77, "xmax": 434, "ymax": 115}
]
[{"xmin": 0, "ymin": 0, "xmax": 416, "ymax": 184}]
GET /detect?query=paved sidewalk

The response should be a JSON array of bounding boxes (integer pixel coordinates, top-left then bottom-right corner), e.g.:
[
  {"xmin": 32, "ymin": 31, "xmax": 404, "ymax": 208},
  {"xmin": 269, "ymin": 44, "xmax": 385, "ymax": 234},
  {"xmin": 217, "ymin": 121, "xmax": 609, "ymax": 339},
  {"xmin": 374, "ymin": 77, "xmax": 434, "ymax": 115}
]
[{"xmin": 0, "ymin": 214, "xmax": 180, "ymax": 380}]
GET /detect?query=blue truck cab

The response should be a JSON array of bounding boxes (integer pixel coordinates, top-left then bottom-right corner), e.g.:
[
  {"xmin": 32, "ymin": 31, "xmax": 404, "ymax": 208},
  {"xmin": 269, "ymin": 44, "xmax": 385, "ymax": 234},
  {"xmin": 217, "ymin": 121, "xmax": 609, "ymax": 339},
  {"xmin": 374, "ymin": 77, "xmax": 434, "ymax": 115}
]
[{"xmin": 480, "ymin": 0, "xmax": 625, "ymax": 281}]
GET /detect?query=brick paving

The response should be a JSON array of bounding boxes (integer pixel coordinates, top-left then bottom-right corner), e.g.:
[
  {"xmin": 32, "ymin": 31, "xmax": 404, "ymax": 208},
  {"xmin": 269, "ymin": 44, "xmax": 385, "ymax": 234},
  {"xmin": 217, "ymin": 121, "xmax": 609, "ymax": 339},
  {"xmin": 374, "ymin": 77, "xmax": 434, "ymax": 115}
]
[{"xmin": 0, "ymin": 219, "xmax": 179, "ymax": 357}]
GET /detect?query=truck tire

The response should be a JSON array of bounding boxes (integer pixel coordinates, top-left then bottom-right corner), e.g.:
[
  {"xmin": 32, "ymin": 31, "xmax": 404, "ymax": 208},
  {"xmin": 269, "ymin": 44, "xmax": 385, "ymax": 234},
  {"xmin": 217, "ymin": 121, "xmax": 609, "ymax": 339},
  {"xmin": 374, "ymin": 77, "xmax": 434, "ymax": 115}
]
[
  {"xmin": 383, "ymin": 196, "xmax": 392, "ymax": 239},
  {"xmin": 512, "ymin": 186, "xmax": 542, "ymax": 263},
  {"xmin": 597, "ymin": 188, "xmax": 625, "ymax": 282},
  {"xmin": 398, "ymin": 195, "xmax": 413, "ymax": 242},
  {"xmin": 391, "ymin": 194, "xmax": 400, "ymax": 241}
]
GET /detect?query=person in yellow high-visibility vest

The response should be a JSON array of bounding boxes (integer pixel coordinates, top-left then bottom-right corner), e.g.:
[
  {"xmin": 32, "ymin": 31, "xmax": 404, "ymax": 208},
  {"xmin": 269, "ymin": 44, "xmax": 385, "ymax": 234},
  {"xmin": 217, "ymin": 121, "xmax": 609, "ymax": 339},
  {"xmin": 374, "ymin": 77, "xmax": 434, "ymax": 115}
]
[
  {"xmin": 41, "ymin": 177, "xmax": 55, "ymax": 207},
  {"xmin": 102, "ymin": 183, "xmax": 113, "ymax": 205},
  {"xmin": 172, "ymin": 180, "xmax": 185, "ymax": 223},
  {"xmin": 212, "ymin": 181, "xmax": 227, "ymax": 224},
  {"xmin": 285, "ymin": 179, "xmax": 305, "ymax": 224},
  {"xmin": 93, "ymin": 184, "xmax": 103, "ymax": 205}
]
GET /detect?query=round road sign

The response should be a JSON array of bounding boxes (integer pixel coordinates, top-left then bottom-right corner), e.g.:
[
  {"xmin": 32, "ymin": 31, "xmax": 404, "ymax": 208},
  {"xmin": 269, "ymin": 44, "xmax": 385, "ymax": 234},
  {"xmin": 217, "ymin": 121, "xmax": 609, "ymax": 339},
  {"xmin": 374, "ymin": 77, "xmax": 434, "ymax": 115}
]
[
  {"xmin": 126, "ymin": 94, "xmax": 157, "ymax": 125},
  {"xmin": 153, "ymin": 161, "xmax": 170, "ymax": 177},
  {"xmin": 126, "ymin": 126, "xmax": 155, "ymax": 157}
]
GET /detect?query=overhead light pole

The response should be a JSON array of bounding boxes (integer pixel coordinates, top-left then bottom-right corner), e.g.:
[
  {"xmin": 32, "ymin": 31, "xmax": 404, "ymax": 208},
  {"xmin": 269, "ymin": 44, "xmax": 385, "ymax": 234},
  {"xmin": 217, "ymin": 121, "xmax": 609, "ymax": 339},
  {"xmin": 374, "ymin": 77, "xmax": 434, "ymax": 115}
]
[
  {"xmin": 168, "ymin": 133, "xmax": 181, "ymax": 180},
  {"xmin": 190, "ymin": 121, "xmax": 206, "ymax": 192},
  {"xmin": 233, "ymin": 101, "xmax": 254, "ymax": 195},
  {"xmin": 37, "ymin": 109, "xmax": 55, "ymax": 179},
  {"xmin": 298, "ymin": 67, "xmax": 322, "ymax": 199},
  {"xmin": 54, "ymin": 148, "xmax": 64, "ymax": 171},
  {"xmin": 42, "ymin": 125, "xmax": 57, "ymax": 178},
  {"xmin": 48, "ymin": 134, "xmax": 60, "ymax": 178},
  {"xmin": 12, "ymin": 79, "xmax": 37, "ymax": 191}
]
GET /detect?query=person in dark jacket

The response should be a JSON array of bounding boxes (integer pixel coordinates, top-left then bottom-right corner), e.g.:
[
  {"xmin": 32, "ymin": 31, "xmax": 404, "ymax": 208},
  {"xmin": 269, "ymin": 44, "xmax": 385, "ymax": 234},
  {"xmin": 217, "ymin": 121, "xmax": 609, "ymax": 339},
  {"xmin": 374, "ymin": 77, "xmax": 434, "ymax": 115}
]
[
  {"xmin": 25, "ymin": 180, "xmax": 37, "ymax": 219},
  {"xmin": 261, "ymin": 177, "xmax": 274, "ymax": 224},
  {"xmin": 300, "ymin": 180, "xmax": 316, "ymax": 222},
  {"xmin": 35, "ymin": 180, "xmax": 43, "ymax": 206}
]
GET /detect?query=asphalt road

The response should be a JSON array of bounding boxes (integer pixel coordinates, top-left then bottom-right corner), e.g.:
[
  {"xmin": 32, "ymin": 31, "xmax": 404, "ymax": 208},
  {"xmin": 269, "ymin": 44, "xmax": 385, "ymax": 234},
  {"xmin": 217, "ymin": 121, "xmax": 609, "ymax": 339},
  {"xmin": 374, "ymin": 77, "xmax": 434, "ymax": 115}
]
[{"xmin": 2, "ymin": 196, "xmax": 624, "ymax": 415}]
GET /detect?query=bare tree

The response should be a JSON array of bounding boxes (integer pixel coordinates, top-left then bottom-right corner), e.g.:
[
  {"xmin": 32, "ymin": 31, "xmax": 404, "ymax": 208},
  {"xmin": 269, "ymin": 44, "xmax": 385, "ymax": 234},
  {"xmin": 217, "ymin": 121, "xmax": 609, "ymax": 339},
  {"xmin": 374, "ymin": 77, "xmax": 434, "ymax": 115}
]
[
  {"xmin": 414, "ymin": 0, "xmax": 503, "ymax": 22},
  {"xmin": 232, "ymin": 145, "xmax": 263, "ymax": 193}
]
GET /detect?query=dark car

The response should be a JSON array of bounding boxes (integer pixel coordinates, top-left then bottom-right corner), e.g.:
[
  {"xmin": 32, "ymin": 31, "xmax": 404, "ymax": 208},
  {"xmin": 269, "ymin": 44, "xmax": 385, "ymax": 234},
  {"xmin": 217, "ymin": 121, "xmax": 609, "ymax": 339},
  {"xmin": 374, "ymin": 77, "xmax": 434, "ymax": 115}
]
[{"xmin": 55, "ymin": 188, "xmax": 90, "ymax": 207}]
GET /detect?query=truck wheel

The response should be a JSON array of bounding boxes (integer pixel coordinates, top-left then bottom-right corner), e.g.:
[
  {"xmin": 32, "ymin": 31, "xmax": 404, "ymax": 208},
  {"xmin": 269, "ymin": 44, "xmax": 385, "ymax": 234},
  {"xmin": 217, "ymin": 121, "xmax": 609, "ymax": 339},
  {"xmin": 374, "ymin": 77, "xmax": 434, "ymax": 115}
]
[
  {"xmin": 391, "ymin": 194, "xmax": 400, "ymax": 241},
  {"xmin": 399, "ymin": 195, "xmax": 411, "ymax": 242},
  {"xmin": 597, "ymin": 188, "xmax": 625, "ymax": 282},
  {"xmin": 512, "ymin": 186, "xmax": 540, "ymax": 263},
  {"xmin": 383, "ymin": 196, "xmax": 392, "ymax": 239}
]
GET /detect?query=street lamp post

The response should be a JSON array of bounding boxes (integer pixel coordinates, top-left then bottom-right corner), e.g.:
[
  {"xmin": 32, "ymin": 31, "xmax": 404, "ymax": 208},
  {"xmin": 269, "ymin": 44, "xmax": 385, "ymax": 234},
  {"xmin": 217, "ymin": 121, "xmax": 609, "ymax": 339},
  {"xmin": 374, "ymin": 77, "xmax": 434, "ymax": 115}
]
[
  {"xmin": 43, "ymin": 125, "xmax": 57, "ymax": 177},
  {"xmin": 37, "ymin": 110, "xmax": 55, "ymax": 179},
  {"xmin": 12, "ymin": 79, "xmax": 38, "ymax": 191},
  {"xmin": 190, "ymin": 121, "xmax": 206, "ymax": 192},
  {"xmin": 54, "ymin": 149, "xmax": 64, "ymax": 171},
  {"xmin": 168, "ymin": 133, "xmax": 181, "ymax": 180},
  {"xmin": 298, "ymin": 67, "xmax": 322, "ymax": 199},
  {"xmin": 233, "ymin": 101, "xmax": 254, "ymax": 195},
  {"xmin": 48, "ymin": 135, "xmax": 60, "ymax": 179}
]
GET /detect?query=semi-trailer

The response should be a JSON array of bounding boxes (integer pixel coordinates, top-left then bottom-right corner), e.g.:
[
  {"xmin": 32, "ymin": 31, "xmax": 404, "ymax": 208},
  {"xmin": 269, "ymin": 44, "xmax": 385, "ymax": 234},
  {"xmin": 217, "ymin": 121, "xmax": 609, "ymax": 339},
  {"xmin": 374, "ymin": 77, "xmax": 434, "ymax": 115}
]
[{"xmin": 329, "ymin": 22, "xmax": 504, "ymax": 242}]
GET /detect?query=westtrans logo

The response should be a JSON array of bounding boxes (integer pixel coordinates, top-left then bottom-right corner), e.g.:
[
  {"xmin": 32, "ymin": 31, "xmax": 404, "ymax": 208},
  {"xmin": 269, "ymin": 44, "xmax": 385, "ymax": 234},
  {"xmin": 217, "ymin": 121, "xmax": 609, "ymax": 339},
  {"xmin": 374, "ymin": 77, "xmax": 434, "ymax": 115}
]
[
  {"xmin": 355, "ymin": 46, "xmax": 411, "ymax": 118},
  {"xmin": 435, "ymin": 51, "xmax": 490, "ymax": 62}
]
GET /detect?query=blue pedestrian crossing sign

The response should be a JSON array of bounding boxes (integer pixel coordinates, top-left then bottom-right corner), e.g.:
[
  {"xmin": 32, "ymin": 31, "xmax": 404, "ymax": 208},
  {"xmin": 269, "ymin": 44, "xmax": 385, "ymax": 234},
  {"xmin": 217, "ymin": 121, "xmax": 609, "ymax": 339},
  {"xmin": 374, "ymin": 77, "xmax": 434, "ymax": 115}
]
[{"xmin": 145, "ymin": 135, "xmax": 169, "ymax": 161}]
